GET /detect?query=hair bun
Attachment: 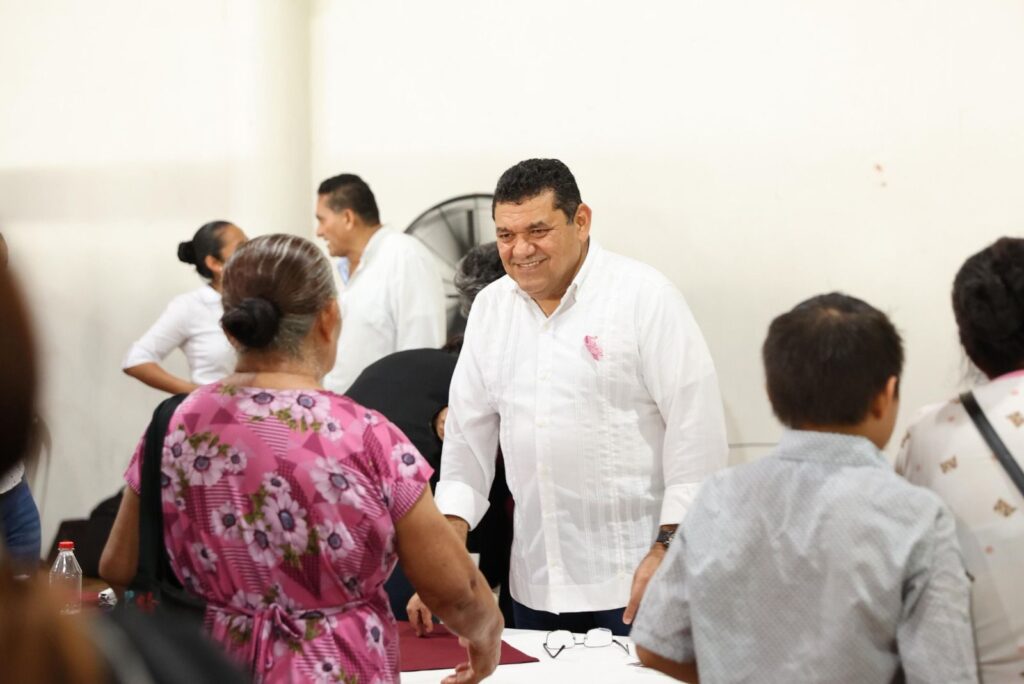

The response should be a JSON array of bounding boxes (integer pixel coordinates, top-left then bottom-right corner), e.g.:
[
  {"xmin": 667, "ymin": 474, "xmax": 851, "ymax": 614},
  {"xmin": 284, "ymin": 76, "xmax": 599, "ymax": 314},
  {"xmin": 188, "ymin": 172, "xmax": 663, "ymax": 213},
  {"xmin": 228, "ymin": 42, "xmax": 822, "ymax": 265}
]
[
  {"xmin": 221, "ymin": 297, "xmax": 280, "ymax": 349},
  {"xmin": 177, "ymin": 241, "xmax": 197, "ymax": 265}
]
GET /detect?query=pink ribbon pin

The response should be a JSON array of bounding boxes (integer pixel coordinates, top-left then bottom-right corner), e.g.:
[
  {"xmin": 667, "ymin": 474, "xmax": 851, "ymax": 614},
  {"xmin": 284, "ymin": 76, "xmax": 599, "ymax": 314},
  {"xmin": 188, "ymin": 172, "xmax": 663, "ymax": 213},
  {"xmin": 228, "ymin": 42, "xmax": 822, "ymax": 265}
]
[{"xmin": 584, "ymin": 335, "xmax": 603, "ymax": 361}]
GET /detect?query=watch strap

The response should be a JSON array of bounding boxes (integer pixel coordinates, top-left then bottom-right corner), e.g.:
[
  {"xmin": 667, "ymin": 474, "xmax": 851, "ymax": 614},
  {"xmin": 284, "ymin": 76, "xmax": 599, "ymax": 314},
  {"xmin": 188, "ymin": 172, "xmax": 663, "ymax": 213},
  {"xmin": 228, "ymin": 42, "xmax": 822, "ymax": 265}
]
[{"xmin": 655, "ymin": 528, "xmax": 676, "ymax": 548}]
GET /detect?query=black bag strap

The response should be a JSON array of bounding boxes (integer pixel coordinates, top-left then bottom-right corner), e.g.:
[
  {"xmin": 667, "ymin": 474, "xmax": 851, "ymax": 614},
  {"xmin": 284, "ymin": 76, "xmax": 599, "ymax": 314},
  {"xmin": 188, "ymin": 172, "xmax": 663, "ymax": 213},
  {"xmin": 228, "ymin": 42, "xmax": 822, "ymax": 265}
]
[
  {"xmin": 136, "ymin": 393, "xmax": 188, "ymax": 590},
  {"xmin": 960, "ymin": 390, "xmax": 1024, "ymax": 499}
]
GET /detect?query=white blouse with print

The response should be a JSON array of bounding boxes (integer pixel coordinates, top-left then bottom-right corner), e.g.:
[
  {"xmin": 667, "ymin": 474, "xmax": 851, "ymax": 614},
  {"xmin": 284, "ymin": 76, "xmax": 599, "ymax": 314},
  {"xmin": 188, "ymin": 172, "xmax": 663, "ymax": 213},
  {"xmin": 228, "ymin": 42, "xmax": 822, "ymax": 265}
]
[
  {"xmin": 897, "ymin": 370, "xmax": 1024, "ymax": 683},
  {"xmin": 122, "ymin": 286, "xmax": 235, "ymax": 385}
]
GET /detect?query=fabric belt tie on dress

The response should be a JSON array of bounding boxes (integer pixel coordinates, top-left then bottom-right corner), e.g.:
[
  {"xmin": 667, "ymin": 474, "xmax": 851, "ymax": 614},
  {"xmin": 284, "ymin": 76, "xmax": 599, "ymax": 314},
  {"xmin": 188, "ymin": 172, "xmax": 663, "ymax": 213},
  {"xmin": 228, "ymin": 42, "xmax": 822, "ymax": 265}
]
[{"xmin": 207, "ymin": 597, "xmax": 371, "ymax": 676}]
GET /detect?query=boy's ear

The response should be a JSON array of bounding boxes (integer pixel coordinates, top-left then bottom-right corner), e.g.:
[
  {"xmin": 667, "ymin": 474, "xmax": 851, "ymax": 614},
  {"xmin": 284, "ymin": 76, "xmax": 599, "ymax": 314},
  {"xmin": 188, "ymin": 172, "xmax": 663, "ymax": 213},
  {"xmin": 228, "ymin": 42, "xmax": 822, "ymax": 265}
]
[{"xmin": 870, "ymin": 376, "xmax": 899, "ymax": 418}]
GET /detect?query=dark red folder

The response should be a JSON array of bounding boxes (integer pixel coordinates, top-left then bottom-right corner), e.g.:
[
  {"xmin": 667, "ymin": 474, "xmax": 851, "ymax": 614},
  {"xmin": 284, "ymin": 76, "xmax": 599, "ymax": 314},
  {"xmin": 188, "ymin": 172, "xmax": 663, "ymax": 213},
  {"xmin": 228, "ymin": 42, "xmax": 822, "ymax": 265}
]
[{"xmin": 397, "ymin": 621, "xmax": 539, "ymax": 672}]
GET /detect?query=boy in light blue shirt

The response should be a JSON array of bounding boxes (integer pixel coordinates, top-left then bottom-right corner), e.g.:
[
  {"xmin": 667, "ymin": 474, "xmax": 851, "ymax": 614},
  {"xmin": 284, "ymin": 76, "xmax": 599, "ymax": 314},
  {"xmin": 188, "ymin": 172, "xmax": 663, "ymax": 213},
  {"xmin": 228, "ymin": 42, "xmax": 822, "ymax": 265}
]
[{"xmin": 632, "ymin": 293, "xmax": 977, "ymax": 683}]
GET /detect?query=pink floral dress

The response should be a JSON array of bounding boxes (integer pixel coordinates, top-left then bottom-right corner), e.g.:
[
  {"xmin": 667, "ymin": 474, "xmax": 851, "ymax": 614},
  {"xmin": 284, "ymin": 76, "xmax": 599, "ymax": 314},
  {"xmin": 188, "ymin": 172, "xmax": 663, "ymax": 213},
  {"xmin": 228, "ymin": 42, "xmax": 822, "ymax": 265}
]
[{"xmin": 124, "ymin": 383, "xmax": 432, "ymax": 683}]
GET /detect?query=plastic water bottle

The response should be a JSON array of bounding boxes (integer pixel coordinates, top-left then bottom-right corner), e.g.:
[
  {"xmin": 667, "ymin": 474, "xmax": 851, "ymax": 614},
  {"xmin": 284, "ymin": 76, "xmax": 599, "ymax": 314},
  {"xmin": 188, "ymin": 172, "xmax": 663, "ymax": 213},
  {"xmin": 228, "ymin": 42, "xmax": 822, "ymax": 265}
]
[{"xmin": 49, "ymin": 540, "xmax": 82, "ymax": 615}]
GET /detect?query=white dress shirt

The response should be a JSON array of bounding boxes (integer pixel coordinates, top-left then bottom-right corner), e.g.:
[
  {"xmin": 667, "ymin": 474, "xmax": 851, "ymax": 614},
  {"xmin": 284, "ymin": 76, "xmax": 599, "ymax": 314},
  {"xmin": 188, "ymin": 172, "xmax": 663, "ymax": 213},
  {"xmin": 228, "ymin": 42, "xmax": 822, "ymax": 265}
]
[
  {"xmin": 435, "ymin": 239, "xmax": 728, "ymax": 613},
  {"xmin": 323, "ymin": 227, "xmax": 447, "ymax": 394},
  {"xmin": 897, "ymin": 370, "xmax": 1024, "ymax": 683},
  {"xmin": 122, "ymin": 285, "xmax": 235, "ymax": 385}
]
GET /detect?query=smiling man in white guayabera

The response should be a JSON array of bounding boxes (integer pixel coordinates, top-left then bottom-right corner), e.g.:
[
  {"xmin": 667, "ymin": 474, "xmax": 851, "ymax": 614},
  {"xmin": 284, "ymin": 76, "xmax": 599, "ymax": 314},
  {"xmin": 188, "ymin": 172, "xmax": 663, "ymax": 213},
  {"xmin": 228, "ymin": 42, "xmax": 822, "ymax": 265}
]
[{"xmin": 407, "ymin": 158, "xmax": 728, "ymax": 637}]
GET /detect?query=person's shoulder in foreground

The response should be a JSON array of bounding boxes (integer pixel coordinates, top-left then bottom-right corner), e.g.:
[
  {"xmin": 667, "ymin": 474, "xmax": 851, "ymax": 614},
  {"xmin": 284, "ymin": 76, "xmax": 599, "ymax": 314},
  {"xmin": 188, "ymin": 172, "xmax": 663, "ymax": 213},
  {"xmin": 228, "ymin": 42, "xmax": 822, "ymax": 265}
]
[{"xmin": 631, "ymin": 292, "xmax": 978, "ymax": 683}]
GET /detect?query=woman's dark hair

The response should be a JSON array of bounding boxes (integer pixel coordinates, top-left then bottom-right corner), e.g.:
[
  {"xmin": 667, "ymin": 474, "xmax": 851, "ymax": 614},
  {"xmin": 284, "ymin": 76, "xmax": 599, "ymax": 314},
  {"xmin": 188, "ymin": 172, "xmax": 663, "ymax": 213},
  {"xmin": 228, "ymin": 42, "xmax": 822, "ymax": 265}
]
[
  {"xmin": 177, "ymin": 220, "xmax": 233, "ymax": 280},
  {"xmin": 454, "ymin": 242, "xmax": 505, "ymax": 317},
  {"xmin": 317, "ymin": 174, "xmax": 380, "ymax": 225},
  {"xmin": 492, "ymin": 158, "xmax": 582, "ymax": 222},
  {"xmin": 953, "ymin": 237, "xmax": 1024, "ymax": 378},
  {"xmin": 221, "ymin": 234, "xmax": 336, "ymax": 355},
  {"xmin": 763, "ymin": 292, "xmax": 904, "ymax": 428},
  {"xmin": 0, "ymin": 268, "xmax": 36, "ymax": 475}
]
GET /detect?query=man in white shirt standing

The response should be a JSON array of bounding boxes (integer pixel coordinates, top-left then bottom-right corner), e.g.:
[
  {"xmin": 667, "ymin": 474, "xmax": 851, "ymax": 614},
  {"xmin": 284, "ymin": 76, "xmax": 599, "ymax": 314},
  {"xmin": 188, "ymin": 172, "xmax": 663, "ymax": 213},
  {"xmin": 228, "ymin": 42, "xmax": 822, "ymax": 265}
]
[
  {"xmin": 409, "ymin": 158, "xmax": 728, "ymax": 636},
  {"xmin": 315, "ymin": 174, "xmax": 446, "ymax": 393}
]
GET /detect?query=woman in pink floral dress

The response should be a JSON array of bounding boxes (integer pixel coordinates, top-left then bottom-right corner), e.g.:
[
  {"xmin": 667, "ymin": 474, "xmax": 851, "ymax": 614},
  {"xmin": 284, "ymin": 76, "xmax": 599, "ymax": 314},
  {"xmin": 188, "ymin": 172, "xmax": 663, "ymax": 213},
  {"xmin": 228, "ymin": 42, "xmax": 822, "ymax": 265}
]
[{"xmin": 102, "ymin": 234, "xmax": 503, "ymax": 684}]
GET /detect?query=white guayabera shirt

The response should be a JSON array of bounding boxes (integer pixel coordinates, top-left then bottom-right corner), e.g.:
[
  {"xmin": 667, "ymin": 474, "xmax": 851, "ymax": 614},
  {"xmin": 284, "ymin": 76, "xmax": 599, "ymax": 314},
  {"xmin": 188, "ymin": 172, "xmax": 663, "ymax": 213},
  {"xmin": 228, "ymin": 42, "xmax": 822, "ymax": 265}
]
[
  {"xmin": 435, "ymin": 240, "xmax": 728, "ymax": 613},
  {"xmin": 122, "ymin": 285, "xmax": 235, "ymax": 385},
  {"xmin": 323, "ymin": 227, "xmax": 446, "ymax": 394},
  {"xmin": 898, "ymin": 370, "xmax": 1024, "ymax": 683}
]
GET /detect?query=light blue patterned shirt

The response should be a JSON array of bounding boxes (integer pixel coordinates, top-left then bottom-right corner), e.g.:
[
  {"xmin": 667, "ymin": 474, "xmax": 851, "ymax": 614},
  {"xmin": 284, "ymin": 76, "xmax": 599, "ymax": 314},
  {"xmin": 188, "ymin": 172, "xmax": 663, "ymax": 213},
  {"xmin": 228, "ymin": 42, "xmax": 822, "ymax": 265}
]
[{"xmin": 632, "ymin": 430, "xmax": 978, "ymax": 683}]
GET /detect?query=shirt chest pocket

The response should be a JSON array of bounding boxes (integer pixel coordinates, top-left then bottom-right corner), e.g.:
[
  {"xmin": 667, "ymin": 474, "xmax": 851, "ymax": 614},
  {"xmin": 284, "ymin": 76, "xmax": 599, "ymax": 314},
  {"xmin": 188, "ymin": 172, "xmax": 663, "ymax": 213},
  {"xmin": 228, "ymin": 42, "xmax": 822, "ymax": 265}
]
[
  {"xmin": 484, "ymin": 305, "xmax": 642, "ymax": 417},
  {"xmin": 568, "ymin": 328, "xmax": 640, "ymax": 405}
]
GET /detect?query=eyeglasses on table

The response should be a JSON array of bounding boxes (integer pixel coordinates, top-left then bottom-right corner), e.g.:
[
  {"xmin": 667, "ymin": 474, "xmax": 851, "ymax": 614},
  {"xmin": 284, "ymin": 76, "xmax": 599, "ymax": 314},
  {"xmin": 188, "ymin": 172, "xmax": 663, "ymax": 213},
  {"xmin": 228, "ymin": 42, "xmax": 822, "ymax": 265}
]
[{"xmin": 542, "ymin": 627, "xmax": 630, "ymax": 659}]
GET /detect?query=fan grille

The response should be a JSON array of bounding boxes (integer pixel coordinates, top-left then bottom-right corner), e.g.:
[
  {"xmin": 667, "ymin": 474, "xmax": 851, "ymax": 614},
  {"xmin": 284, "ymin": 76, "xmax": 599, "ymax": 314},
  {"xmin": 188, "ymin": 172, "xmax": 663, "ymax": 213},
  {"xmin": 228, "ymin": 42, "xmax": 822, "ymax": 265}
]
[{"xmin": 405, "ymin": 194, "xmax": 496, "ymax": 336}]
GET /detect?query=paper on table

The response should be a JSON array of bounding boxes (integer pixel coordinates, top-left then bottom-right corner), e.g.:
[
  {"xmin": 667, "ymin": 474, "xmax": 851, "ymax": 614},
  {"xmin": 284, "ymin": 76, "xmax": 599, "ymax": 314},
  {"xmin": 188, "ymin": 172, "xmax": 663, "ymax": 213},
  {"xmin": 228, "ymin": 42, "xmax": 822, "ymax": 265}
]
[{"xmin": 397, "ymin": 621, "xmax": 539, "ymax": 672}]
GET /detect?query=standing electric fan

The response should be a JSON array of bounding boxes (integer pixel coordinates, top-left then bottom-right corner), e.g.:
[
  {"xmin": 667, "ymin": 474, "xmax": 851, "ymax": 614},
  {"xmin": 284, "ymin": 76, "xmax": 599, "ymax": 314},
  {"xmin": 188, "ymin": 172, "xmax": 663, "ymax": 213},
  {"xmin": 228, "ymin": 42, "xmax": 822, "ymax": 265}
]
[{"xmin": 404, "ymin": 194, "xmax": 495, "ymax": 337}]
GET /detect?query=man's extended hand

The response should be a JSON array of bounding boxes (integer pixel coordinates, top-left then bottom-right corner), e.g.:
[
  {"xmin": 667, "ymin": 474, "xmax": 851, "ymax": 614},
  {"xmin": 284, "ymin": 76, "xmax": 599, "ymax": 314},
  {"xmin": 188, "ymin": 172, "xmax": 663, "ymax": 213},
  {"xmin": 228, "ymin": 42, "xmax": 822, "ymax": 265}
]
[
  {"xmin": 622, "ymin": 544, "xmax": 667, "ymax": 625},
  {"xmin": 407, "ymin": 592, "xmax": 434, "ymax": 636}
]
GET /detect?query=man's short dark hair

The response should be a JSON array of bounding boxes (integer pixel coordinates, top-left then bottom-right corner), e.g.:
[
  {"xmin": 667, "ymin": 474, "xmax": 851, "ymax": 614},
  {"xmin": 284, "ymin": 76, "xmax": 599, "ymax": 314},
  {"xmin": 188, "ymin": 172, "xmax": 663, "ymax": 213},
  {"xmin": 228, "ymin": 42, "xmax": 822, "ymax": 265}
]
[
  {"xmin": 763, "ymin": 292, "xmax": 904, "ymax": 427},
  {"xmin": 492, "ymin": 159, "xmax": 582, "ymax": 222},
  {"xmin": 318, "ymin": 174, "xmax": 380, "ymax": 226}
]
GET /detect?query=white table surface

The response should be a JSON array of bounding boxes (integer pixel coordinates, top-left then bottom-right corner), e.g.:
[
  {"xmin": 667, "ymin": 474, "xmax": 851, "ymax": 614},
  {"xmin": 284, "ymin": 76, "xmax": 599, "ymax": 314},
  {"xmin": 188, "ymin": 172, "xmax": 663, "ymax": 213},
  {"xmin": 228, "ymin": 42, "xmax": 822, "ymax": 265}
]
[{"xmin": 401, "ymin": 628, "xmax": 676, "ymax": 683}]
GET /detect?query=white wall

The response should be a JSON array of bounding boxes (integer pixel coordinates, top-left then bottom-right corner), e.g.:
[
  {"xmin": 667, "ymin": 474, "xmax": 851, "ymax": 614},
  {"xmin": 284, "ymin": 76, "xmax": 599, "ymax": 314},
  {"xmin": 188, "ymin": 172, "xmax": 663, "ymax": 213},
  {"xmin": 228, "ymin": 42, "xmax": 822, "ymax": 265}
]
[
  {"xmin": 0, "ymin": 0, "xmax": 312, "ymax": 548},
  {"xmin": 311, "ymin": 0, "xmax": 1024, "ymax": 461},
  {"xmin": 4, "ymin": 0, "xmax": 1024, "ymax": 549}
]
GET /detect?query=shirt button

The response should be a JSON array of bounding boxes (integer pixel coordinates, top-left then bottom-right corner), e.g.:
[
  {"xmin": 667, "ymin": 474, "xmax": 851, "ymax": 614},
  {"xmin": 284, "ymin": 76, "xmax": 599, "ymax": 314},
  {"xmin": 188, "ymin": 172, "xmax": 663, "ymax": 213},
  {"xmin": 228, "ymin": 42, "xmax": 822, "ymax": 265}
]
[{"xmin": 537, "ymin": 418, "xmax": 548, "ymax": 428}]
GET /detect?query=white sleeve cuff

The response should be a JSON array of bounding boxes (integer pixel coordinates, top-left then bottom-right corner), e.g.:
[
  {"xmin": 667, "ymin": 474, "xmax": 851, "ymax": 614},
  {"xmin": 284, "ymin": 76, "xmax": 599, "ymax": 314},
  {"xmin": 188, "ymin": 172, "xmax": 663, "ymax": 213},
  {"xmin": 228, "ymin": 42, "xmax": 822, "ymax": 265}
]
[
  {"xmin": 660, "ymin": 482, "xmax": 701, "ymax": 527},
  {"xmin": 121, "ymin": 342, "xmax": 160, "ymax": 370},
  {"xmin": 434, "ymin": 479, "xmax": 492, "ymax": 530}
]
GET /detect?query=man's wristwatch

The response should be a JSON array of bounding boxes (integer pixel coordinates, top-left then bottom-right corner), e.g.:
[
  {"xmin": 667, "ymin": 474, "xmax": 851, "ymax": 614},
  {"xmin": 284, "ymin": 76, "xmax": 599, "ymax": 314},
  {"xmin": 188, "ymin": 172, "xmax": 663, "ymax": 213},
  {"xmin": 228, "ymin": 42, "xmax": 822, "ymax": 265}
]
[{"xmin": 655, "ymin": 527, "xmax": 676, "ymax": 549}]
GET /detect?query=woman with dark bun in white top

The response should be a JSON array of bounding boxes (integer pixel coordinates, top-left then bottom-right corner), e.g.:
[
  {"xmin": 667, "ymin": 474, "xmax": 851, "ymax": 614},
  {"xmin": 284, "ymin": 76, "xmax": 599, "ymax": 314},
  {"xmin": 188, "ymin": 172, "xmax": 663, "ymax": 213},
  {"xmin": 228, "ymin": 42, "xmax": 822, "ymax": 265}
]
[{"xmin": 122, "ymin": 221, "xmax": 247, "ymax": 394}]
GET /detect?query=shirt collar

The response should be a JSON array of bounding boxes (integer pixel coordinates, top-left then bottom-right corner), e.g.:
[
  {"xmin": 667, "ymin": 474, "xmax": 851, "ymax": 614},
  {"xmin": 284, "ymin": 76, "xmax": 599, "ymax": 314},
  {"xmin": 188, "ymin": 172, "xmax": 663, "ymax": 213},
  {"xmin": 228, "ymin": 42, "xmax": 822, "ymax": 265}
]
[
  {"xmin": 360, "ymin": 226, "xmax": 390, "ymax": 264},
  {"xmin": 199, "ymin": 285, "xmax": 221, "ymax": 303},
  {"xmin": 564, "ymin": 238, "xmax": 601, "ymax": 304},
  {"xmin": 773, "ymin": 429, "xmax": 886, "ymax": 469},
  {"xmin": 349, "ymin": 226, "xmax": 390, "ymax": 280}
]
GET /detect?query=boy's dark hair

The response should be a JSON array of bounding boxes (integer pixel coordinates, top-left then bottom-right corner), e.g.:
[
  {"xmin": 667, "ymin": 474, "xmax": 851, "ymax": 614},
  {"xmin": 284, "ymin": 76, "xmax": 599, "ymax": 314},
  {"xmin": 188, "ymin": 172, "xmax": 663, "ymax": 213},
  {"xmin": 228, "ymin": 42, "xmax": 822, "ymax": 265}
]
[
  {"xmin": 763, "ymin": 292, "xmax": 904, "ymax": 427},
  {"xmin": 317, "ymin": 174, "xmax": 380, "ymax": 226},
  {"xmin": 952, "ymin": 237, "xmax": 1024, "ymax": 378},
  {"xmin": 492, "ymin": 158, "xmax": 582, "ymax": 222}
]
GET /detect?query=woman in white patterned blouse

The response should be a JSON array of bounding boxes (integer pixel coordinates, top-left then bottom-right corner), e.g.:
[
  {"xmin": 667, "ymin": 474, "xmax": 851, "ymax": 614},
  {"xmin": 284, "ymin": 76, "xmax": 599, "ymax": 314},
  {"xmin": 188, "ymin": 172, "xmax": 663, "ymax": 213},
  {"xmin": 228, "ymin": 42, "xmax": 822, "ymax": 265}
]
[{"xmin": 897, "ymin": 237, "xmax": 1024, "ymax": 683}]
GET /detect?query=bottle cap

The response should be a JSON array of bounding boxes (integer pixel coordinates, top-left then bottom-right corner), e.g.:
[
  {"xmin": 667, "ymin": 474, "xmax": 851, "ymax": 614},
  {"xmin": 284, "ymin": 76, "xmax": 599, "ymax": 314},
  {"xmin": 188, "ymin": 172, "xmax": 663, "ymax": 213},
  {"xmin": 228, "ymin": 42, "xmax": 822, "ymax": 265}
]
[{"xmin": 58, "ymin": 541, "xmax": 75, "ymax": 551}]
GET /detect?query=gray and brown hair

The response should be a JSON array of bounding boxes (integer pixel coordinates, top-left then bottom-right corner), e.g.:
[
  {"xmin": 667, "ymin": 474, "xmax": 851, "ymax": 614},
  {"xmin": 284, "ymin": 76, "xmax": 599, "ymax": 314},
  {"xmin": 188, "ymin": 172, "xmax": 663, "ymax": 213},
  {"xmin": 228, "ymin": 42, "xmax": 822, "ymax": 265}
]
[{"xmin": 221, "ymin": 234, "xmax": 337, "ymax": 356}]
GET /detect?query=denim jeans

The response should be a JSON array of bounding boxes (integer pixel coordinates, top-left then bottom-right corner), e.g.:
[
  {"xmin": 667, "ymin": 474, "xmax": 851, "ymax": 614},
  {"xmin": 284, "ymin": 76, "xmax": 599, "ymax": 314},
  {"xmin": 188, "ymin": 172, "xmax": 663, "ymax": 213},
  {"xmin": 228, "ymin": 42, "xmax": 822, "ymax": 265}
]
[
  {"xmin": 512, "ymin": 599, "xmax": 630, "ymax": 636},
  {"xmin": 0, "ymin": 478, "xmax": 42, "ymax": 572}
]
